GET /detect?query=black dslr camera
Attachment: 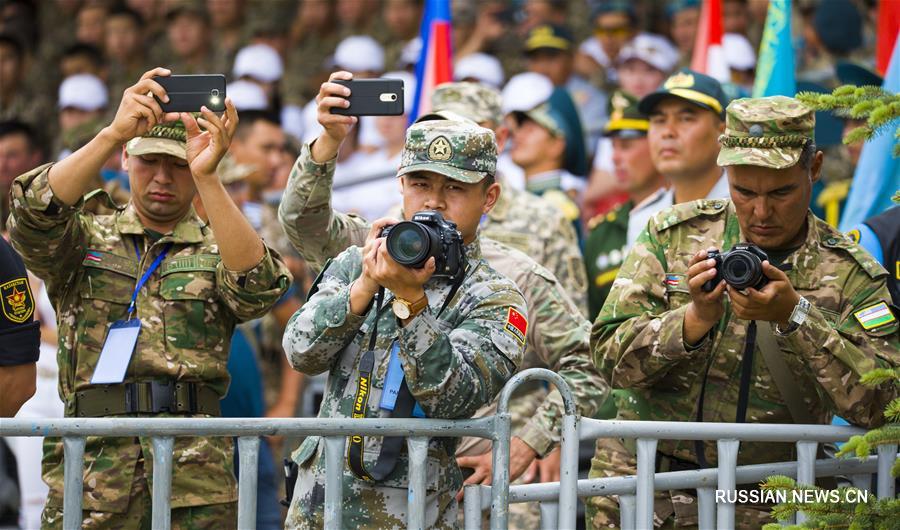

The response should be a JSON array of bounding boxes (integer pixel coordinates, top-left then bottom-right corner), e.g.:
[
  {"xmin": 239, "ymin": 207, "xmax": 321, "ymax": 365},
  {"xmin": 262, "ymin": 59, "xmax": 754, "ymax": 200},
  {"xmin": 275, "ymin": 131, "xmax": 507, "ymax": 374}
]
[
  {"xmin": 381, "ymin": 211, "xmax": 466, "ymax": 280},
  {"xmin": 701, "ymin": 243, "xmax": 770, "ymax": 292}
]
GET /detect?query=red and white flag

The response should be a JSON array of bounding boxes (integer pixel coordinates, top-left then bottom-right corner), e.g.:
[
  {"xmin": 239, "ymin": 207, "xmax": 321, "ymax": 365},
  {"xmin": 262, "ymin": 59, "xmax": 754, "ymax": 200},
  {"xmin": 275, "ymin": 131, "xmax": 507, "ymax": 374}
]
[{"xmin": 691, "ymin": 0, "xmax": 730, "ymax": 82}]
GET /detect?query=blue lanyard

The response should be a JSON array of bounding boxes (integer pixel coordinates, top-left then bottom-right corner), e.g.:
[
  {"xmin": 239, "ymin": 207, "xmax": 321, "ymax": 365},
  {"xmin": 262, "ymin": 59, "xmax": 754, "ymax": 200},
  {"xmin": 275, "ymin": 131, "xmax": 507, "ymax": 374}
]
[{"xmin": 127, "ymin": 242, "xmax": 172, "ymax": 317}]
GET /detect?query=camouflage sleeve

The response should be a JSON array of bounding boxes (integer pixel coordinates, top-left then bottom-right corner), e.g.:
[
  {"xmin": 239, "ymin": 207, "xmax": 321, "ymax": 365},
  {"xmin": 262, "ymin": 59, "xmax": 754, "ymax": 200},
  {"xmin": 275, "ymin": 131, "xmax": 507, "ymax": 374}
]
[
  {"xmin": 216, "ymin": 245, "xmax": 292, "ymax": 322},
  {"xmin": 545, "ymin": 214, "xmax": 589, "ymax": 317},
  {"xmin": 398, "ymin": 285, "xmax": 527, "ymax": 420},
  {"xmin": 780, "ymin": 276, "xmax": 899, "ymax": 428},
  {"xmin": 591, "ymin": 228, "xmax": 712, "ymax": 389},
  {"xmin": 516, "ymin": 264, "xmax": 609, "ymax": 456},
  {"xmin": 7, "ymin": 163, "xmax": 89, "ymax": 295},
  {"xmin": 277, "ymin": 142, "xmax": 371, "ymax": 271},
  {"xmin": 282, "ymin": 247, "xmax": 367, "ymax": 375}
]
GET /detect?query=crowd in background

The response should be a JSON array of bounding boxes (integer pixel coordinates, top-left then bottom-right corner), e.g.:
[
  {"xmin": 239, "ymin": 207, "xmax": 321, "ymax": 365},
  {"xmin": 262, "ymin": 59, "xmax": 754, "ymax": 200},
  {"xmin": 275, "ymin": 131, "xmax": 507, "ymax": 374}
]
[{"xmin": 0, "ymin": 0, "xmax": 889, "ymax": 528}]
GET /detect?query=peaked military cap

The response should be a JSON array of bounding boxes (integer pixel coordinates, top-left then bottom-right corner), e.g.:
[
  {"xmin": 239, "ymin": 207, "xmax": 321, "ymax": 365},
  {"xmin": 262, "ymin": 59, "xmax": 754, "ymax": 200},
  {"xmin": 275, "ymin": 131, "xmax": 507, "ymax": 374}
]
[
  {"xmin": 397, "ymin": 120, "xmax": 497, "ymax": 183},
  {"xmin": 717, "ymin": 95, "xmax": 816, "ymax": 169}
]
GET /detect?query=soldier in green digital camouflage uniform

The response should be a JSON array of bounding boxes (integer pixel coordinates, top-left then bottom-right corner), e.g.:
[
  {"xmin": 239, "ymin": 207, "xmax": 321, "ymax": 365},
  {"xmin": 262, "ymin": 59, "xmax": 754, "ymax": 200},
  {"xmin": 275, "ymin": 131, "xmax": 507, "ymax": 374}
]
[
  {"xmin": 281, "ymin": 92, "xmax": 528, "ymax": 526},
  {"xmin": 278, "ymin": 73, "xmax": 608, "ymax": 528},
  {"xmin": 590, "ymin": 95, "xmax": 899, "ymax": 528},
  {"xmin": 7, "ymin": 68, "xmax": 291, "ymax": 529},
  {"xmin": 279, "ymin": 80, "xmax": 588, "ymax": 315}
]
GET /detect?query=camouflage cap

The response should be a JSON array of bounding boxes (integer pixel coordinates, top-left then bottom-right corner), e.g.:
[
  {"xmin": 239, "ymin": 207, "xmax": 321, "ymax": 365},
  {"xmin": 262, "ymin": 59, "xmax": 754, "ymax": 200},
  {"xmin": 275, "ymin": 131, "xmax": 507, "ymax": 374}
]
[
  {"xmin": 717, "ymin": 96, "xmax": 815, "ymax": 170},
  {"xmin": 431, "ymin": 82, "xmax": 503, "ymax": 126},
  {"xmin": 217, "ymin": 154, "xmax": 255, "ymax": 185},
  {"xmin": 126, "ymin": 120, "xmax": 188, "ymax": 160},
  {"xmin": 397, "ymin": 119, "xmax": 497, "ymax": 183}
]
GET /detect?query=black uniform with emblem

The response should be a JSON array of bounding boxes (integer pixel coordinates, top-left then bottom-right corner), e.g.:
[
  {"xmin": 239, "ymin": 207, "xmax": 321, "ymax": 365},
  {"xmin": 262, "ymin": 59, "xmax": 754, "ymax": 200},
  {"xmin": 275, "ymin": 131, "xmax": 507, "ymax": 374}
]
[
  {"xmin": 0, "ymin": 236, "xmax": 40, "ymax": 366},
  {"xmin": 583, "ymin": 91, "xmax": 649, "ymax": 319}
]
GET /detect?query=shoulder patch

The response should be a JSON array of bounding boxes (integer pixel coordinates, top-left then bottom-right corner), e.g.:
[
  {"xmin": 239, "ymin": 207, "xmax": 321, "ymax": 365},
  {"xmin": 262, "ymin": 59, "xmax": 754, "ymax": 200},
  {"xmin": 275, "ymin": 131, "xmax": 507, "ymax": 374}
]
[
  {"xmin": 654, "ymin": 199, "xmax": 728, "ymax": 232},
  {"xmin": 504, "ymin": 307, "xmax": 527, "ymax": 345},
  {"xmin": 853, "ymin": 301, "xmax": 896, "ymax": 331},
  {"xmin": 822, "ymin": 231, "xmax": 887, "ymax": 279},
  {"xmin": 1, "ymin": 277, "xmax": 34, "ymax": 324}
]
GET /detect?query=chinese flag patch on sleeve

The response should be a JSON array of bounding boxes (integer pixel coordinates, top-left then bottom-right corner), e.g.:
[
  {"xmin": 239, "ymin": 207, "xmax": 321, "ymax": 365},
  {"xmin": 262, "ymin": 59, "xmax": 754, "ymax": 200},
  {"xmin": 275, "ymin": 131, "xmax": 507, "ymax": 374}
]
[{"xmin": 504, "ymin": 307, "xmax": 528, "ymax": 345}]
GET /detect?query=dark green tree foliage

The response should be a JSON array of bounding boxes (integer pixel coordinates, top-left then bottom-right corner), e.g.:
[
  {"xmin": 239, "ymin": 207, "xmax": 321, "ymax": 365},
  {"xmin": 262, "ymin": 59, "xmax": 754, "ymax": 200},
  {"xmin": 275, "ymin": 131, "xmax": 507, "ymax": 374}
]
[{"xmin": 796, "ymin": 86, "xmax": 900, "ymax": 156}]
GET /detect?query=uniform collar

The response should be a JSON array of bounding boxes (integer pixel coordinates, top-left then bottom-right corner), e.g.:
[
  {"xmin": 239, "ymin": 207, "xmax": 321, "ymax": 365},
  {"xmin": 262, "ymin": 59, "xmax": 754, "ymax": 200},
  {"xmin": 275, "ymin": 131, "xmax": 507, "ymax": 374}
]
[
  {"xmin": 526, "ymin": 169, "xmax": 565, "ymax": 194},
  {"xmin": 116, "ymin": 201, "xmax": 206, "ymax": 244},
  {"xmin": 464, "ymin": 238, "xmax": 483, "ymax": 263}
]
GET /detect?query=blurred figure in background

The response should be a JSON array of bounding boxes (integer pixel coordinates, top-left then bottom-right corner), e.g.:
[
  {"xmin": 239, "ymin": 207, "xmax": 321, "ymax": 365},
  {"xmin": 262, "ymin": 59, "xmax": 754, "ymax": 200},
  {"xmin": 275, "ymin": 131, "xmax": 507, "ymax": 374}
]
[
  {"xmin": 584, "ymin": 34, "xmax": 678, "ymax": 218},
  {"xmin": 667, "ymin": 0, "xmax": 701, "ymax": 68},
  {"xmin": 160, "ymin": 2, "xmax": 214, "ymax": 74},
  {"xmin": 0, "ymin": 121, "xmax": 44, "ymax": 233},
  {"xmin": 575, "ymin": 0, "xmax": 639, "ymax": 91},
  {"xmin": 232, "ymin": 43, "xmax": 284, "ymax": 112},
  {"xmin": 75, "ymin": 3, "xmax": 107, "ymax": 48},
  {"xmin": 523, "ymin": 23, "xmax": 607, "ymax": 160},
  {"xmin": 55, "ymin": 74, "xmax": 108, "ymax": 160},
  {"xmin": 105, "ymin": 6, "xmax": 148, "ymax": 112}
]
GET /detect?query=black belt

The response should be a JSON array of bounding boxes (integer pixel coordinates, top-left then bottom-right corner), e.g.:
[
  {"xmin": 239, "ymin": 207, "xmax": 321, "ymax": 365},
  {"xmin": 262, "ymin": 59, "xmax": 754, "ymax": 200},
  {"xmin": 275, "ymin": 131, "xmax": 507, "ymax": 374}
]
[{"xmin": 74, "ymin": 381, "xmax": 221, "ymax": 417}]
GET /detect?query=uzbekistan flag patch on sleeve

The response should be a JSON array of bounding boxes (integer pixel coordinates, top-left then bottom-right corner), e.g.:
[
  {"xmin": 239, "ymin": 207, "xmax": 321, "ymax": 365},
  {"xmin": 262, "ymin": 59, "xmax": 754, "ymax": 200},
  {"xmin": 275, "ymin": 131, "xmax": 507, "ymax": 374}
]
[
  {"xmin": 853, "ymin": 301, "xmax": 896, "ymax": 330},
  {"xmin": 504, "ymin": 307, "xmax": 528, "ymax": 345}
]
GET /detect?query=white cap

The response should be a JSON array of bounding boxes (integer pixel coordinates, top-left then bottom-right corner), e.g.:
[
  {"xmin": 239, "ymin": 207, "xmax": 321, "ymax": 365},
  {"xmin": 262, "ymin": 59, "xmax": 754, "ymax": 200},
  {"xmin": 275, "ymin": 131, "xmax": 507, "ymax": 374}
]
[
  {"xmin": 227, "ymin": 79, "xmax": 268, "ymax": 110},
  {"xmin": 58, "ymin": 74, "xmax": 108, "ymax": 111},
  {"xmin": 399, "ymin": 37, "xmax": 422, "ymax": 68},
  {"xmin": 383, "ymin": 70, "xmax": 416, "ymax": 114},
  {"xmin": 617, "ymin": 34, "xmax": 679, "ymax": 73},
  {"xmin": 454, "ymin": 53, "xmax": 505, "ymax": 89},
  {"xmin": 233, "ymin": 44, "xmax": 284, "ymax": 83},
  {"xmin": 501, "ymin": 72, "xmax": 553, "ymax": 115},
  {"xmin": 334, "ymin": 35, "xmax": 384, "ymax": 73},
  {"xmin": 723, "ymin": 33, "xmax": 756, "ymax": 70}
]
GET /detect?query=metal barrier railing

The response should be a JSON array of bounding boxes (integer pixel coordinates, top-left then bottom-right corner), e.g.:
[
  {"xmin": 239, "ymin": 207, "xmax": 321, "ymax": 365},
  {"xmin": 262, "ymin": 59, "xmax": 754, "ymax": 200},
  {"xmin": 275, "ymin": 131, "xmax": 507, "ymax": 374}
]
[
  {"xmin": 0, "ymin": 368, "xmax": 576, "ymax": 530},
  {"xmin": 3, "ymin": 368, "xmax": 895, "ymax": 530},
  {"xmin": 464, "ymin": 418, "xmax": 897, "ymax": 530}
]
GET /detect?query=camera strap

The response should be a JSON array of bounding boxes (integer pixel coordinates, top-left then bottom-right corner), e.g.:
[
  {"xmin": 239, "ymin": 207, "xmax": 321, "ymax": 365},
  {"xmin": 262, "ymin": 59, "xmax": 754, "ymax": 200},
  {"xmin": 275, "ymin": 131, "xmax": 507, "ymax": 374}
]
[
  {"xmin": 693, "ymin": 320, "xmax": 757, "ymax": 468},
  {"xmin": 347, "ymin": 287, "xmax": 420, "ymax": 482},
  {"xmin": 346, "ymin": 266, "xmax": 471, "ymax": 482}
]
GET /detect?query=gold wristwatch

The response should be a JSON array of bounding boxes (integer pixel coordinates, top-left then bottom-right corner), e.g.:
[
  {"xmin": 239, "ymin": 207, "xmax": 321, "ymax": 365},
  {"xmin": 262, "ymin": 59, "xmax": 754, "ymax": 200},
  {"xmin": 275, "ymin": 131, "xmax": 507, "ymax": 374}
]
[{"xmin": 391, "ymin": 294, "xmax": 429, "ymax": 320}]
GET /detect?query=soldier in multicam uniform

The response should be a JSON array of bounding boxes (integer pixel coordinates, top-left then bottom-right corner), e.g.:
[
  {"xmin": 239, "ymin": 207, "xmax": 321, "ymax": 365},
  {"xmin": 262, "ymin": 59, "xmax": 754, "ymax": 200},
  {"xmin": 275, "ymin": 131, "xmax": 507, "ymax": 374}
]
[
  {"xmin": 7, "ymin": 68, "xmax": 291, "ymax": 529},
  {"xmin": 591, "ymin": 95, "xmax": 899, "ymax": 528},
  {"xmin": 278, "ymin": 73, "xmax": 608, "ymax": 528},
  {"xmin": 281, "ymin": 72, "xmax": 528, "ymax": 527}
]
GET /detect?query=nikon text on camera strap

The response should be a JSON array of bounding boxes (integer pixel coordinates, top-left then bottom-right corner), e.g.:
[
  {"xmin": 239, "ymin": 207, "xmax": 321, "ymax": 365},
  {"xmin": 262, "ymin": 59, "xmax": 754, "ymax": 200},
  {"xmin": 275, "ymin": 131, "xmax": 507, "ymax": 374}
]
[
  {"xmin": 346, "ymin": 286, "xmax": 431, "ymax": 481},
  {"xmin": 346, "ymin": 267, "xmax": 470, "ymax": 481}
]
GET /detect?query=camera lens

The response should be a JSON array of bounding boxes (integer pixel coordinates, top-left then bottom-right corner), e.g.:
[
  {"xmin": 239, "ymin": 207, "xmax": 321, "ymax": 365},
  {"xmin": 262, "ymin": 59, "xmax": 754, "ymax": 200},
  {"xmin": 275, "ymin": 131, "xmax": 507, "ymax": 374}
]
[
  {"xmin": 386, "ymin": 223, "xmax": 432, "ymax": 266},
  {"xmin": 722, "ymin": 251, "xmax": 763, "ymax": 290},
  {"xmin": 211, "ymin": 89, "xmax": 220, "ymax": 97}
]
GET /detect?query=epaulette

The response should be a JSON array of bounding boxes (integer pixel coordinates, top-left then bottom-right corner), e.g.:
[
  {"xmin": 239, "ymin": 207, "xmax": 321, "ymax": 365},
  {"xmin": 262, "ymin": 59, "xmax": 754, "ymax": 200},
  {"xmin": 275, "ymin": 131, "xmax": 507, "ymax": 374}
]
[
  {"xmin": 654, "ymin": 199, "xmax": 728, "ymax": 232},
  {"xmin": 83, "ymin": 188, "xmax": 125, "ymax": 211},
  {"xmin": 821, "ymin": 230, "xmax": 887, "ymax": 280},
  {"xmin": 587, "ymin": 212, "xmax": 605, "ymax": 230}
]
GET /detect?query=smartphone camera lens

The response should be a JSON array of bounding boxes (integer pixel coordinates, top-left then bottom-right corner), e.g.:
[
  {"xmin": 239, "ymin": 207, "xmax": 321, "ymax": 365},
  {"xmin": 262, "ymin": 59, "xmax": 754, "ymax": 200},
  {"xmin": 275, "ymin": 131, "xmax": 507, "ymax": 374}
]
[
  {"xmin": 389, "ymin": 94, "xmax": 397, "ymax": 101},
  {"xmin": 211, "ymin": 89, "xmax": 220, "ymax": 97}
]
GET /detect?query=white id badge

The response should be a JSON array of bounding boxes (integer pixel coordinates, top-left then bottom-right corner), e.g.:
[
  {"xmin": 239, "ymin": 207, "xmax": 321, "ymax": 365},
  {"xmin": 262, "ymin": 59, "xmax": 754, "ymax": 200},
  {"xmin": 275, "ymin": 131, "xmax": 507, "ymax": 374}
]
[{"xmin": 90, "ymin": 319, "xmax": 141, "ymax": 384}]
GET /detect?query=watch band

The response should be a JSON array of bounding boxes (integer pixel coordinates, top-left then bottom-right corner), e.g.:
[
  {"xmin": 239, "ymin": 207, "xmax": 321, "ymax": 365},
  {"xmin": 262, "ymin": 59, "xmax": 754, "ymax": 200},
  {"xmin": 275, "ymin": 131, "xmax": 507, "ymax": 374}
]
[
  {"xmin": 393, "ymin": 294, "xmax": 429, "ymax": 319},
  {"xmin": 775, "ymin": 296, "xmax": 810, "ymax": 336}
]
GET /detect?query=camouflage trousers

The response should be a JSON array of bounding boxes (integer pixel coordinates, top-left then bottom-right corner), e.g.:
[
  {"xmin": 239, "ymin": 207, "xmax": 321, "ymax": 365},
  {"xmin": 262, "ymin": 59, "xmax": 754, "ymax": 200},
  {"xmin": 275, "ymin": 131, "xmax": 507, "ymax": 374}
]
[
  {"xmin": 41, "ymin": 457, "xmax": 237, "ymax": 530},
  {"xmin": 584, "ymin": 438, "xmax": 772, "ymax": 529}
]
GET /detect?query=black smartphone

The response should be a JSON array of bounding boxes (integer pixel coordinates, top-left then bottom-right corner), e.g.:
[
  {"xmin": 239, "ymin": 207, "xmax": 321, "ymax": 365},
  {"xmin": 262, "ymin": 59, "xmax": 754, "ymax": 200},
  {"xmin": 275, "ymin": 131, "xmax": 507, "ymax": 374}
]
[
  {"xmin": 153, "ymin": 74, "xmax": 227, "ymax": 113},
  {"xmin": 331, "ymin": 78, "xmax": 405, "ymax": 116}
]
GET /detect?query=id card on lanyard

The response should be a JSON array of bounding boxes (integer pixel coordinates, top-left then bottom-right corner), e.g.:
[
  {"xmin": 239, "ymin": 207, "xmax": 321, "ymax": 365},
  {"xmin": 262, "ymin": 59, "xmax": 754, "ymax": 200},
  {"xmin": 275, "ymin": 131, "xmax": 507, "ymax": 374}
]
[
  {"xmin": 378, "ymin": 340, "xmax": 425, "ymax": 418},
  {"xmin": 90, "ymin": 242, "xmax": 172, "ymax": 384}
]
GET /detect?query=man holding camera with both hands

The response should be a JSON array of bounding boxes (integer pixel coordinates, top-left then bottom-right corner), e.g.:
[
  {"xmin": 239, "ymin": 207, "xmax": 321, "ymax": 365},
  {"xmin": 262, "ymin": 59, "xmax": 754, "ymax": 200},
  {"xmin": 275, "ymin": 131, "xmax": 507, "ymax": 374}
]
[
  {"xmin": 280, "ymin": 72, "xmax": 528, "ymax": 528},
  {"xmin": 592, "ymin": 95, "xmax": 899, "ymax": 527}
]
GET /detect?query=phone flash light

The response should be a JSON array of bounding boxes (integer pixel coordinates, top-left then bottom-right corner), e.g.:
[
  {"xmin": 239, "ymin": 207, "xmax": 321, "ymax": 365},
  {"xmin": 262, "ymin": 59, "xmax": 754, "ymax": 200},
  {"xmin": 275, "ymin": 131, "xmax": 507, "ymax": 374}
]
[{"xmin": 210, "ymin": 95, "xmax": 221, "ymax": 106}]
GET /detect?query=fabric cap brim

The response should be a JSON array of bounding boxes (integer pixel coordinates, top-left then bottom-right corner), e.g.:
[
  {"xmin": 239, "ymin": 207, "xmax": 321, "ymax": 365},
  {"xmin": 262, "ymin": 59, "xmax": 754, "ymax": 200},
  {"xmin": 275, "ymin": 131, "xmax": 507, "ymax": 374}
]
[
  {"xmin": 716, "ymin": 145, "xmax": 802, "ymax": 169},
  {"xmin": 126, "ymin": 137, "xmax": 187, "ymax": 160},
  {"xmin": 396, "ymin": 162, "xmax": 488, "ymax": 184},
  {"xmin": 639, "ymin": 90, "xmax": 723, "ymax": 117}
]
